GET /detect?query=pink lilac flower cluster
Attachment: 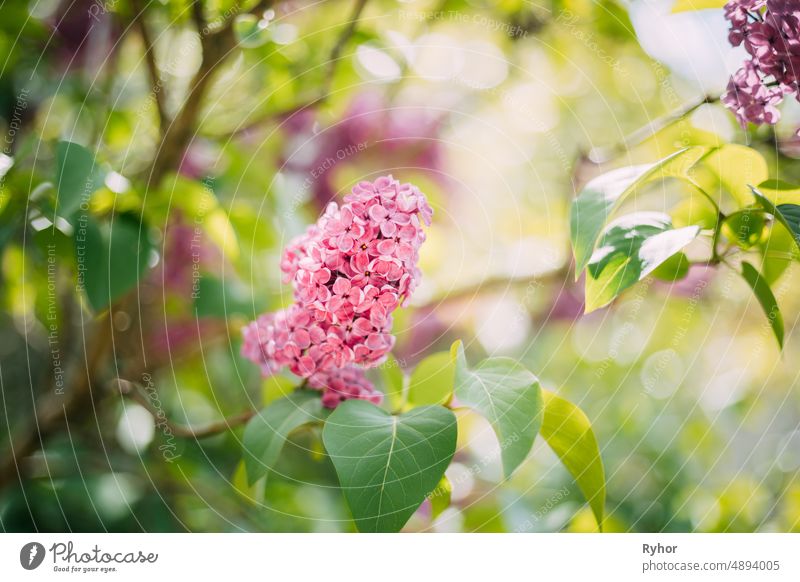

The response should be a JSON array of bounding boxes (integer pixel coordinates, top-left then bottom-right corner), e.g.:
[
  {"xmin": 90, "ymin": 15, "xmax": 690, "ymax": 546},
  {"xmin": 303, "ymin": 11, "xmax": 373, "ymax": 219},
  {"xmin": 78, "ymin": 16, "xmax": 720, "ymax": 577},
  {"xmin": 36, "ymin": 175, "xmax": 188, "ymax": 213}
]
[
  {"xmin": 242, "ymin": 176, "xmax": 432, "ymax": 408},
  {"xmin": 722, "ymin": 0, "xmax": 800, "ymax": 128}
]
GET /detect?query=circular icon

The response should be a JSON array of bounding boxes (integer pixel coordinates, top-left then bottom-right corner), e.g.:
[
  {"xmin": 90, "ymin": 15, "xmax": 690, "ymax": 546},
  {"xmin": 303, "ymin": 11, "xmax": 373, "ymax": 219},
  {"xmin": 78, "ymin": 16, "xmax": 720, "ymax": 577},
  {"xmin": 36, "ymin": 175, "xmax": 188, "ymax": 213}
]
[{"xmin": 19, "ymin": 542, "xmax": 46, "ymax": 570}]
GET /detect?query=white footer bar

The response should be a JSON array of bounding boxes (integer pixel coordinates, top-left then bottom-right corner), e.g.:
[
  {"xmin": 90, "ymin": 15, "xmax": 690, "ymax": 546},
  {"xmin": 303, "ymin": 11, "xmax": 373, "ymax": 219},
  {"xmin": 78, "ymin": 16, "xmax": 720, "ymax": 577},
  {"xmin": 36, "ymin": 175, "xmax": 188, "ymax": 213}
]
[{"xmin": 1, "ymin": 533, "xmax": 798, "ymax": 581}]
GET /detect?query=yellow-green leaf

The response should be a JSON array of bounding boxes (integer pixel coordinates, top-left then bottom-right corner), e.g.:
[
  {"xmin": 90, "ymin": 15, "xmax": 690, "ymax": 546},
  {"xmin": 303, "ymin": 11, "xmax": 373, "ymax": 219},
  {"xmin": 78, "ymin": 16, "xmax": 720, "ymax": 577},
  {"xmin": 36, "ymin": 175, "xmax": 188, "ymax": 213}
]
[
  {"xmin": 570, "ymin": 147, "xmax": 707, "ymax": 277},
  {"xmin": 701, "ymin": 145, "xmax": 768, "ymax": 206},
  {"xmin": 540, "ymin": 390, "xmax": 606, "ymax": 529},
  {"xmin": 407, "ymin": 351, "xmax": 455, "ymax": 407},
  {"xmin": 672, "ymin": 0, "xmax": 726, "ymax": 12},
  {"xmin": 430, "ymin": 474, "xmax": 452, "ymax": 520},
  {"xmin": 755, "ymin": 179, "xmax": 800, "ymax": 205}
]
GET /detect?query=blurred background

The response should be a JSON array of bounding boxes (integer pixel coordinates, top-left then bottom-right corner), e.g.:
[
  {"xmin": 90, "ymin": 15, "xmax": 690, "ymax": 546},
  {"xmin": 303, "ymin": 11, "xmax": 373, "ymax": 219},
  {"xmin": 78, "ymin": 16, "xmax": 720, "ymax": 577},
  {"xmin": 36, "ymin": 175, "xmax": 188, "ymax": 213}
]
[{"xmin": 1, "ymin": 0, "xmax": 800, "ymax": 532}]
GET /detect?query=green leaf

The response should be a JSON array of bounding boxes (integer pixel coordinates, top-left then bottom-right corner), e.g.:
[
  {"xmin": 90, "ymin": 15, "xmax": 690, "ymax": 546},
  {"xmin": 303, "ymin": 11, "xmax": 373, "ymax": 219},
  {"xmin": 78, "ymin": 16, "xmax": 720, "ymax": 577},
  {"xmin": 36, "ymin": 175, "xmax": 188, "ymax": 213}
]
[
  {"xmin": 755, "ymin": 179, "xmax": 800, "ymax": 205},
  {"xmin": 243, "ymin": 390, "xmax": 327, "ymax": 485},
  {"xmin": 761, "ymin": 223, "xmax": 799, "ymax": 284},
  {"xmin": 407, "ymin": 351, "xmax": 455, "ymax": 407},
  {"xmin": 585, "ymin": 212, "xmax": 700, "ymax": 312},
  {"xmin": 777, "ymin": 203, "xmax": 800, "ymax": 239},
  {"xmin": 570, "ymin": 147, "xmax": 707, "ymax": 277},
  {"xmin": 701, "ymin": 144, "xmax": 768, "ymax": 207},
  {"xmin": 323, "ymin": 400, "xmax": 457, "ymax": 533},
  {"xmin": 651, "ymin": 252, "xmax": 690, "ymax": 282},
  {"xmin": 193, "ymin": 275, "xmax": 256, "ymax": 317},
  {"xmin": 751, "ymin": 186, "xmax": 800, "ymax": 252},
  {"xmin": 380, "ymin": 354, "xmax": 406, "ymax": 412},
  {"xmin": 55, "ymin": 141, "xmax": 103, "ymax": 219},
  {"xmin": 540, "ymin": 390, "xmax": 605, "ymax": 529},
  {"xmin": 740, "ymin": 261, "xmax": 784, "ymax": 349},
  {"xmin": 670, "ymin": 196, "xmax": 719, "ymax": 231},
  {"xmin": 232, "ymin": 460, "xmax": 266, "ymax": 504},
  {"xmin": 429, "ymin": 474, "xmax": 452, "ymax": 520},
  {"xmin": 453, "ymin": 340, "xmax": 543, "ymax": 478},
  {"xmin": 721, "ymin": 209, "xmax": 767, "ymax": 249},
  {"xmin": 75, "ymin": 213, "xmax": 151, "ymax": 311},
  {"xmin": 671, "ymin": 0, "xmax": 726, "ymax": 12}
]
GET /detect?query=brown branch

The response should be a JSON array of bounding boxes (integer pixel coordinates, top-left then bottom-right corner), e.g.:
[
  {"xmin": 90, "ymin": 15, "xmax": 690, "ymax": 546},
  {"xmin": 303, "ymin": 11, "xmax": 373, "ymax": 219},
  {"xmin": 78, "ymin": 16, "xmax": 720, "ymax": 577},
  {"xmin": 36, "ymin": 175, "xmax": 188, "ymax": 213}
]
[
  {"xmin": 217, "ymin": 0, "xmax": 370, "ymax": 139},
  {"xmin": 131, "ymin": 0, "xmax": 168, "ymax": 129},
  {"xmin": 146, "ymin": 1, "xmax": 240, "ymax": 188},
  {"xmin": 0, "ymin": 313, "xmax": 113, "ymax": 490},
  {"xmin": 322, "ymin": 0, "xmax": 369, "ymax": 95},
  {"xmin": 115, "ymin": 378, "xmax": 256, "ymax": 438}
]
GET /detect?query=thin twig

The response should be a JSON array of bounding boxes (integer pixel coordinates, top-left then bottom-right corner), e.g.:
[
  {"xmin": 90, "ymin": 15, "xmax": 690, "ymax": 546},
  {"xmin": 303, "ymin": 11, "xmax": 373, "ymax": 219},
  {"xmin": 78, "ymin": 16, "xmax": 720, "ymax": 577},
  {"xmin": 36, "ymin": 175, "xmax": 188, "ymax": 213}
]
[
  {"xmin": 147, "ymin": 1, "xmax": 237, "ymax": 188},
  {"xmin": 115, "ymin": 379, "xmax": 256, "ymax": 438},
  {"xmin": 415, "ymin": 264, "xmax": 571, "ymax": 309},
  {"xmin": 587, "ymin": 94, "xmax": 720, "ymax": 165},
  {"xmin": 322, "ymin": 0, "xmax": 369, "ymax": 95},
  {"xmin": 131, "ymin": 0, "xmax": 168, "ymax": 129}
]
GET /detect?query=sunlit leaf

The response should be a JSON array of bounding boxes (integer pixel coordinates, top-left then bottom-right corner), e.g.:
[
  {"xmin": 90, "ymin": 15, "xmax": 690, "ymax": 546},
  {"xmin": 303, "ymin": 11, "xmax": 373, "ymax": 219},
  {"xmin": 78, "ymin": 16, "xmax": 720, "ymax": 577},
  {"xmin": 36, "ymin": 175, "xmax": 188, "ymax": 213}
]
[
  {"xmin": 755, "ymin": 179, "xmax": 800, "ymax": 205},
  {"xmin": 204, "ymin": 207, "xmax": 240, "ymax": 263},
  {"xmin": 585, "ymin": 212, "xmax": 700, "ymax": 312},
  {"xmin": 232, "ymin": 460, "xmax": 266, "ymax": 505},
  {"xmin": 540, "ymin": 390, "xmax": 605, "ymax": 529},
  {"xmin": 570, "ymin": 147, "xmax": 707, "ymax": 277},
  {"xmin": 323, "ymin": 400, "xmax": 457, "ymax": 532},
  {"xmin": 430, "ymin": 474, "xmax": 452, "ymax": 520},
  {"xmin": 651, "ymin": 252, "xmax": 690, "ymax": 282},
  {"xmin": 701, "ymin": 145, "xmax": 768, "ymax": 206},
  {"xmin": 722, "ymin": 209, "xmax": 767, "ymax": 249},
  {"xmin": 671, "ymin": 0, "xmax": 726, "ymax": 11},
  {"xmin": 380, "ymin": 354, "xmax": 406, "ymax": 412},
  {"xmin": 671, "ymin": 195, "xmax": 719, "ymax": 230},
  {"xmin": 407, "ymin": 351, "xmax": 455, "ymax": 407},
  {"xmin": 761, "ymin": 224, "xmax": 799, "ymax": 284},
  {"xmin": 243, "ymin": 390, "xmax": 327, "ymax": 485},
  {"xmin": 740, "ymin": 261, "xmax": 784, "ymax": 349},
  {"xmin": 453, "ymin": 340, "xmax": 543, "ymax": 478}
]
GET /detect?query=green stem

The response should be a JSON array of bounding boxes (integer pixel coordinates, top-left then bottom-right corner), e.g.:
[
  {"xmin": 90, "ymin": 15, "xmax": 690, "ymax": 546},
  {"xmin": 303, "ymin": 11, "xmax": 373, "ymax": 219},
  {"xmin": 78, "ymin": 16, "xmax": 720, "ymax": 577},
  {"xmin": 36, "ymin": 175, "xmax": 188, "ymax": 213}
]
[{"xmin": 588, "ymin": 94, "xmax": 720, "ymax": 165}]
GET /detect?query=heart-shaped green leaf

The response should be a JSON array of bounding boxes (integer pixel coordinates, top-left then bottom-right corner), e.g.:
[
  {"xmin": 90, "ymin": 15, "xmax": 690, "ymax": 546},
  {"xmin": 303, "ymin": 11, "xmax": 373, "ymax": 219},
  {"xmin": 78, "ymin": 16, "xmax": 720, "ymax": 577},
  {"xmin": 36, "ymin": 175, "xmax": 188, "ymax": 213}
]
[
  {"xmin": 323, "ymin": 400, "xmax": 457, "ymax": 533},
  {"xmin": 453, "ymin": 341, "xmax": 543, "ymax": 478},
  {"xmin": 243, "ymin": 390, "xmax": 327, "ymax": 485},
  {"xmin": 570, "ymin": 146, "xmax": 707, "ymax": 277},
  {"xmin": 585, "ymin": 212, "xmax": 700, "ymax": 312},
  {"xmin": 75, "ymin": 214, "xmax": 151, "ymax": 311},
  {"xmin": 540, "ymin": 390, "xmax": 605, "ymax": 529},
  {"xmin": 740, "ymin": 261, "xmax": 784, "ymax": 349}
]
